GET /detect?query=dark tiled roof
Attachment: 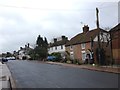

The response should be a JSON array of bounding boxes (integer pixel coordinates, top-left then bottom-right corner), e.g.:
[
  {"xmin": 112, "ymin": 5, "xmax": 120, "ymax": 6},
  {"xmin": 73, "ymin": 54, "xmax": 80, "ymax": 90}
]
[
  {"xmin": 109, "ymin": 23, "xmax": 120, "ymax": 39},
  {"xmin": 49, "ymin": 39, "xmax": 69, "ymax": 47},
  {"xmin": 109, "ymin": 23, "xmax": 120, "ymax": 32},
  {"xmin": 65, "ymin": 28, "xmax": 106, "ymax": 46}
]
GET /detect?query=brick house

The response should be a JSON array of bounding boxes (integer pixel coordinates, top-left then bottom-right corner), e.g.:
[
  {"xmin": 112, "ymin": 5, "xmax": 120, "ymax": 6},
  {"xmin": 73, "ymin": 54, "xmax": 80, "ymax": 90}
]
[
  {"xmin": 109, "ymin": 23, "xmax": 120, "ymax": 64},
  {"xmin": 48, "ymin": 36, "xmax": 69, "ymax": 58},
  {"xmin": 65, "ymin": 25, "xmax": 111, "ymax": 64}
]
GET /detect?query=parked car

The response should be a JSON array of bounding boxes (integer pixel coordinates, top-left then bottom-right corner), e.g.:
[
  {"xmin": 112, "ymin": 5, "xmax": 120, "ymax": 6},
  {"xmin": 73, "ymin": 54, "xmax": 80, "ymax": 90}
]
[
  {"xmin": 2, "ymin": 58, "xmax": 8, "ymax": 62},
  {"xmin": 6, "ymin": 57, "xmax": 16, "ymax": 60},
  {"xmin": 47, "ymin": 56, "xmax": 56, "ymax": 61}
]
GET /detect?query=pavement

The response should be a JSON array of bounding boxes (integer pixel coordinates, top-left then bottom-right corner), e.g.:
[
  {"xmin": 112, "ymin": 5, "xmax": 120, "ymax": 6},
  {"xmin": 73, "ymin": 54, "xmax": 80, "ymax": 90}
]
[
  {"xmin": 0, "ymin": 61, "xmax": 16, "ymax": 90},
  {"xmin": 45, "ymin": 61, "xmax": 120, "ymax": 74}
]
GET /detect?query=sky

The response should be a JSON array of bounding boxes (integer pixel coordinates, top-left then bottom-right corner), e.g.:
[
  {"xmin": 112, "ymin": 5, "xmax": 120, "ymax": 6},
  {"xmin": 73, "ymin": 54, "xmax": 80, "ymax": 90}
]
[{"xmin": 0, "ymin": 0, "xmax": 119, "ymax": 53}]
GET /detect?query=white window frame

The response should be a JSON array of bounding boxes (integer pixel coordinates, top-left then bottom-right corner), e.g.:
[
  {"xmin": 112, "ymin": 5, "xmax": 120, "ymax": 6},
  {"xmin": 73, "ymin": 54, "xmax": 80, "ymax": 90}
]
[
  {"xmin": 51, "ymin": 47, "xmax": 53, "ymax": 50},
  {"xmin": 81, "ymin": 51, "xmax": 86, "ymax": 61},
  {"xmin": 70, "ymin": 52, "xmax": 74, "ymax": 60},
  {"xmin": 61, "ymin": 45, "xmax": 63, "ymax": 49},
  {"xmin": 81, "ymin": 43, "xmax": 85, "ymax": 49},
  {"xmin": 55, "ymin": 46, "xmax": 57, "ymax": 50}
]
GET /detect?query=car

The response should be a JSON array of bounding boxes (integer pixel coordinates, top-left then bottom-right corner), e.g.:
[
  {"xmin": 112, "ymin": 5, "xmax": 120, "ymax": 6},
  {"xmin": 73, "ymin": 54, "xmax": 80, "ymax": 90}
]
[
  {"xmin": 6, "ymin": 57, "xmax": 16, "ymax": 60},
  {"xmin": 2, "ymin": 58, "xmax": 8, "ymax": 62},
  {"xmin": 47, "ymin": 56, "xmax": 56, "ymax": 61}
]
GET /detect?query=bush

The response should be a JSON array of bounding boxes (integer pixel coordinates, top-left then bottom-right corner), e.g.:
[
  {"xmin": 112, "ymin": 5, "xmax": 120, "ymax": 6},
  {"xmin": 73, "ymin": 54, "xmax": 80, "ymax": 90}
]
[
  {"xmin": 22, "ymin": 56, "xmax": 27, "ymax": 60},
  {"xmin": 73, "ymin": 59, "xmax": 78, "ymax": 64},
  {"xmin": 77, "ymin": 60, "xmax": 82, "ymax": 65},
  {"xmin": 66, "ymin": 60, "xmax": 72, "ymax": 64},
  {"xmin": 72, "ymin": 59, "xmax": 82, "ymax": 65}
]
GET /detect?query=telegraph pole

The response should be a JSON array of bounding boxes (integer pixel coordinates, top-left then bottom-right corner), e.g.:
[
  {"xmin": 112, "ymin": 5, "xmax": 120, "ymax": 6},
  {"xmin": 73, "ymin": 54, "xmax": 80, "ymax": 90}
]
[
  {"xmin": 96, "ymin": 8, "xmax": 100, "ymax": 48},
  {"xmin": 96, "ymin": 8, "xmax": 101, "ymax": 65}
]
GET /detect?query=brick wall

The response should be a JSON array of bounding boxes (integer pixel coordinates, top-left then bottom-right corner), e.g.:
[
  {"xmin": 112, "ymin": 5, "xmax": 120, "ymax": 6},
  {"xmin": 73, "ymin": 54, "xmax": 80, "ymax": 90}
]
[
  {"xmin": 111, "ymin": 29, "xmax": 120, "ymax": 64},
  {"xmin": 65, "ymin": 41, "xmax": 112, "ymax": 64}
]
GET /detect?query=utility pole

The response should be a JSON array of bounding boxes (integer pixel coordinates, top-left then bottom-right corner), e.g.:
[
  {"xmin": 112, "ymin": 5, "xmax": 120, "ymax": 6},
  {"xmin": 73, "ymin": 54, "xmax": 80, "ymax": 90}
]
[
  {"xmin": 96, "ymin": 7, "xmax": 101, "ymax": 65},
  {"xmin": 96, "ymin": 8, "xmax": 100, "ymax": 48},
  {"xmin": 110, "ymin": 31, "xmax": 113, "ymax": 65}
]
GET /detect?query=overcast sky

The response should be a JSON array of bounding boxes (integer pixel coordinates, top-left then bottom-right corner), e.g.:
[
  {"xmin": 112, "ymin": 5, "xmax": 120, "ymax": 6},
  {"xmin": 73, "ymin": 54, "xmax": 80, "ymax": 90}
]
[{"xmin": 0, "ymin": 0, "xmax": 119, "ymax": 53}]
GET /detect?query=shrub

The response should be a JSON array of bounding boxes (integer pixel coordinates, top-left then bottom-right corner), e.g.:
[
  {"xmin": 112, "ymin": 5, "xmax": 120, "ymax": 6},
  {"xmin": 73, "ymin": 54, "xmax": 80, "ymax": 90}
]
[{"xmin": 66, "ymin": 60, "xmax": 72, "ymax": 64}]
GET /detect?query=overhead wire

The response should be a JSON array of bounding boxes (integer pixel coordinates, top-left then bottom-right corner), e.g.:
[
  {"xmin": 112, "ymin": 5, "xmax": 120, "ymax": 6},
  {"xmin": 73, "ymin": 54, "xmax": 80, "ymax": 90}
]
[
  {"xmin": 0, "ymin": 4, "xmax": 103, "ymax": 12},
  {"xmin": 0, "ymin": 3, "xmax": 117, "ymax": 14}
]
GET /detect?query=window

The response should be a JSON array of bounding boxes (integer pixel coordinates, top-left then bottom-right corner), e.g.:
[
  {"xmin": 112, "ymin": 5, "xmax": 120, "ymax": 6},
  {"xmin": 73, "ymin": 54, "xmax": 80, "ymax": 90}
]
[
  {"xmin": 48, "ymin": 48, "xmax": 50, "ymax": 51},
  {"xmin": 55, "ymin": 46, "xmax": 57, "ymax": 50},
  {"xmin": 70, "ymin": 52, "xmax": 74, "ymax": 60},
  {"xmin": 82, "ymin": 52, "xmax": 86, "ymax": 61},
  {"xmin": 61, "ymin": 45, "xmax": 63, "ymax": 49},
  {"xmin": 81, "ymin": 43, "xmax": 85, "ymax": 49},
  {"xmin": 70, "ymin": 45, "xmax": 73, "ymax": 50},
  {"xmin": 50, "ymin": 47, "xmax": 53, "ymax": 50}
]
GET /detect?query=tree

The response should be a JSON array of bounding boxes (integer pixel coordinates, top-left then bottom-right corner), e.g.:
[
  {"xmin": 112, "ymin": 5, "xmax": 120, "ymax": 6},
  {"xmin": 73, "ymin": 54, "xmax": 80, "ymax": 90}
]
[
  {"xmin": 36, "ymin": 35, "xmax": 44, "ymax": 47},
  {"xmin": 30, "ymin": 35, "xmax": 48, "ymax": 60},
  {"xmin": 6, "ymin": 52, "xmax": 12, "ymax": 57},
  {"xmin": 45, "ymin": 37, "xmax": 48, "ymax": 45}
]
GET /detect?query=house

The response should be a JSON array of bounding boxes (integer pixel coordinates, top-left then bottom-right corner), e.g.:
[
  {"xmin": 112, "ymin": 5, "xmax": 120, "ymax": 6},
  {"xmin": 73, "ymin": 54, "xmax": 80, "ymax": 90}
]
[
  {"xmin": 48, "ymin": 36, "xmax": 69, "ymax": 58},
  {"xmin": 109, "ymin": 23, "xmax": 120, "ymax": 64},
  {"xmin": 0, "ymin": 54, "xmax": 2, "ymax": 60},
  {"xmin": 18, "ymin": 43, "xmax": 34, "ymax": 60},
  {"xmin": 65, "ymin": 25, "xmax": 111, "ymax": 65}
]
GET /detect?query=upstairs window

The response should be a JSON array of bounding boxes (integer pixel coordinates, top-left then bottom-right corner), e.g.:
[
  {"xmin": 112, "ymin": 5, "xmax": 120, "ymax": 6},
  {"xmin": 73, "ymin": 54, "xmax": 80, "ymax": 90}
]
[
  {"xmin": 61, "ymin": 45, "xmax": 63, "ymax": 49},
  {"xmin": 55, "ymin": 46, "xmax": 57, "ymax": 50},
  {"xmin": 81, "ymin": 43, "xmax": 85, "ymax": 49},
  {"xmin": 70, "ymin": 45, "xmax": 73, "ymax": 50}
]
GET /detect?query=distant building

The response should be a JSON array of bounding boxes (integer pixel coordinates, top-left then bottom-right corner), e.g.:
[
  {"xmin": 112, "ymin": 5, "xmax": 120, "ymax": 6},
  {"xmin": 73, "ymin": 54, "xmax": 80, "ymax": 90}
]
[
  {"xmin": 65, "ymin": 25, "xmax": 111, "ymax": 64},
  {"xmin": 0, "ymin": 54, "xmax": 2, "ymax": 60},
  {"xmin": 109, "ymin": 23, "xmax": 120, "ymax": 64},
  {"xmin": 48, "ymin": 36, "xmax": 69, "ymax": 58},
  {"xmin": 17, "ymin": 43, "xmax": 34, "ymax": 60}
]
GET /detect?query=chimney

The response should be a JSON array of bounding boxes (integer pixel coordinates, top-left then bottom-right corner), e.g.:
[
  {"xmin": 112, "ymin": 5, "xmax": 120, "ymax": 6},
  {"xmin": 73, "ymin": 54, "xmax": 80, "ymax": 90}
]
[
  {"xmin": 28, "ymin": 43, "xmax": 29, "ymax": 48},
  {"xmin": 83, "ymin": 25, "xmax": 89, "ymax": 33},
  {"xmin": 25, "ymin": 45, "xmax": 27, "ymax": 48},
  {"xmin": 20, "ymin": 47, "xmax": 23, "ymax": 50},
  {"xmin": 54, "ymin": 38, "xmax": 57, "ymax": 43},
  {"xmin": 62, "ymin": 36, "xmax": 65, "ymax": 40}
]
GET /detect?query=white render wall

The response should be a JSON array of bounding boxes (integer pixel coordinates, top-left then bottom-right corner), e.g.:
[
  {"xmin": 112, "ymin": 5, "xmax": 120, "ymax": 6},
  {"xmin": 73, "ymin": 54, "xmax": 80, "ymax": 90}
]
[
  {"xmin": 94, "ymin": 32, "xmax": 110, "ymax": 42},
  {"xmin": 48, "ymin": 45, "xmax": 66, "ymax": 54}
]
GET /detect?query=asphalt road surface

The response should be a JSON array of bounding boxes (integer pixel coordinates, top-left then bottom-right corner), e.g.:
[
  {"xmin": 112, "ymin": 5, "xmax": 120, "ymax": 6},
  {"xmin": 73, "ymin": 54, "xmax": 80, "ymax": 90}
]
[{"xmin": 7, "ymin": 60, "xmax": 119, "ymax": 88}]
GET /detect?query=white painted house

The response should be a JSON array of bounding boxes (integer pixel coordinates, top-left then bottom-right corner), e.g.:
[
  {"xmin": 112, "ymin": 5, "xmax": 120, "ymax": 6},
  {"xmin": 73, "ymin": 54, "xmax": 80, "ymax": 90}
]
[
  {"xmin": 18, "ymin": 44, "xmax": 34, "ymax": 60},
  {"xmin": 48, "ymin": 36, "xmax": 69, "ymax": 57}
]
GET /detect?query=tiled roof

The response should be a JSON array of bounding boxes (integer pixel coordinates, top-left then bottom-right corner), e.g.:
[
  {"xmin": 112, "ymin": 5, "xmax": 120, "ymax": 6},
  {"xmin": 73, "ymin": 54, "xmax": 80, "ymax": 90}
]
[
  {"xmin": 49, "ymin": 39, "xmax": 69, "ymax": 47},
  {"xmin": 109, "ymin": 23, "xmax": 120, "ymax": 32},
  {"xmin": 109, "ymin": 23, "xmax": 120, "ymax": 39},
  {"xmin": 65, "ymin": 28, "xmax": 106, "ymax": 46}
]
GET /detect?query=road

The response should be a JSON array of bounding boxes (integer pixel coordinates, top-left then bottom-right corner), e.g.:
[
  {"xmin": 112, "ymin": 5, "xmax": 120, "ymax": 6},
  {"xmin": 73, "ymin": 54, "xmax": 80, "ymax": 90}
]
[{"xmin": 7, "ymin": 60, "xmax": 119, "ymax": 88}]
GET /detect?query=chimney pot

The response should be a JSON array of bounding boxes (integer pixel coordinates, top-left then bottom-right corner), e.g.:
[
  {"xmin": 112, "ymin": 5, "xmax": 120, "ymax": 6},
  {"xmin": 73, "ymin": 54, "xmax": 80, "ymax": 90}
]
[
  {"xmin": 54, "ymin": 38, "xmax": 57, "ymax": 43},
  {"xmin": 83, "ymin": 25, "xmax": 89, "ymax": 33}
]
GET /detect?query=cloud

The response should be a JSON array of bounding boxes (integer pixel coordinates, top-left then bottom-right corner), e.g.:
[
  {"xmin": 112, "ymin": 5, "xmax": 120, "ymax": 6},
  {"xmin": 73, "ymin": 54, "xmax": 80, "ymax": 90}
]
[{"xmin": 0, "ymin": 0, "xmax": 118, "ymax": 53}]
